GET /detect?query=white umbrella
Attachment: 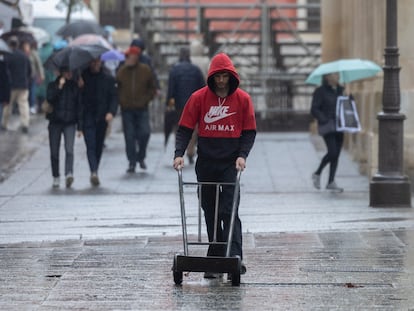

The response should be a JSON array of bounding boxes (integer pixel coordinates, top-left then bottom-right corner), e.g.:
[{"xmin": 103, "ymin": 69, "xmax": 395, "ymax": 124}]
[{"xmin": 0, "ymin": 38, "xmax": 11, "ymax": 53}]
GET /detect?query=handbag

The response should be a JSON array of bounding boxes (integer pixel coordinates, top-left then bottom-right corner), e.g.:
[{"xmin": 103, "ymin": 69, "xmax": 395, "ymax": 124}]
[
  {"xmin": 336, "ymin": 96, "xmax": 361, "ymax": 133},
  {"xmin": 318, "ymin": 119, "xmax": 336, "ymax": 136},
  {"xmin": 41, "ymin": 100, "xmax": 53, "ymax": 114}
]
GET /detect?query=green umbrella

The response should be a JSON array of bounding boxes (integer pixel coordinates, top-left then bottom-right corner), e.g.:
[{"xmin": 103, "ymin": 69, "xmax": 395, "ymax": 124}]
[{"xmin": 306, "ymin": 58, "xmax": 382, "ymax": 85}]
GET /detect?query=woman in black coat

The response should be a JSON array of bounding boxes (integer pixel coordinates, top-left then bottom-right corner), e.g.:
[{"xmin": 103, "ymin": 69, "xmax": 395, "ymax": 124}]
[
  {"xmin": 46, "ymin": 67, "xmax": 83, "ymax": 188},
  {"xmin": 310, "ymin": 73, "xmax": 344, "ymax": 192}
]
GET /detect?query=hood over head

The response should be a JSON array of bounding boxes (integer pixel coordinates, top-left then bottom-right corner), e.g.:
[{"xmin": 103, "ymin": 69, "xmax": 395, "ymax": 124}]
[{"xmin": 207, "ymin": 52, "xmax": 239, "ymax": 96}]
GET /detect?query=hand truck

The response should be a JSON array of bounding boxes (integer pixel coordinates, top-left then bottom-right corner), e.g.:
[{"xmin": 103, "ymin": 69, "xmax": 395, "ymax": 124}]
[{"xmin": 172, "ymin": 168, "xmax": 242, "ymax": 286}]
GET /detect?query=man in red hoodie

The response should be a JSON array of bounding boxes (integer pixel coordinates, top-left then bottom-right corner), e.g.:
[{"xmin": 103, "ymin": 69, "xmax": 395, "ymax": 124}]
[{"xmin": 173, "ymin": 53, "xmax": 256, "ymax": 278}]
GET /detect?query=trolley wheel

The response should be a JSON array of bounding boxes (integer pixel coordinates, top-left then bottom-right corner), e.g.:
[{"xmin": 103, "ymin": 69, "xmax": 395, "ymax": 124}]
[
  {"xmin": 231, "ymin": 272, "xmax": 240, "ymax": 286},
  {"xmin": 231, "ymin": 256, "xmax": 242, "ymax": 286},
  {"xmin": 172, "ymin": 254, "xmax": 183, "ymax": 285}
]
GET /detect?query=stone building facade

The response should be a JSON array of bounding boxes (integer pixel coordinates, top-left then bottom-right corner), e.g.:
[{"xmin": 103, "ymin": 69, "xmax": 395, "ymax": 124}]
[{"xmin": 321, "ymin": 0, "xmax": 414, "ymax": 185}]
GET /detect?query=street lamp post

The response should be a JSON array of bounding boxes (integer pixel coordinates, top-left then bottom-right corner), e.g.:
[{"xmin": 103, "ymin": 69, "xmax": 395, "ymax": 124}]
[{"xmin": 369, "ymin": 0, "xmax": 411, "ymax": 207}]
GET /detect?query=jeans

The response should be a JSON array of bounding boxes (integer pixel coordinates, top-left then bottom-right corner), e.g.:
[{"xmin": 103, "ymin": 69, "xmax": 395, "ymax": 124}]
[
  {"xmin": 83, "ymin": 114, "xmax": 107, "ymax": 173},
  {"xmin": 29, "ymin": 79, "xmax": 37, "ymax": 110},
  {"xmin": 0, "ymin": 102, "xmax": 4, "ymax": 127},
  {"xmin": 195, "ymin": 158, "xmax": 242, "ymax": 259},
  {"xmin": 121, "ymin": 109, "xmax": 151, "ymax": 165},
  {"xmin": 48, "ymin": 122, "xmax": 76, "ymax": 178}
]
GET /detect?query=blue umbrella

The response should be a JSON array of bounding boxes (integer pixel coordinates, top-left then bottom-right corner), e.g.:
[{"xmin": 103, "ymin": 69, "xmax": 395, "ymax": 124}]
[
  {"xmin": 306, "ymin": 58, "xmax": 382, "ymax": 85},
  {"xmin": 100, "ymin": 49, "xmax": 125, "ymax": 62}
]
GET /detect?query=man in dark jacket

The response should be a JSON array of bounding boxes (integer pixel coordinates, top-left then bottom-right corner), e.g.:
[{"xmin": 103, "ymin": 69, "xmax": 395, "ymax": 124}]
[
  {"xmin": 130, "ymin": 38, "xmax": 160, "ymax": 91},
  {"xmin": 0, "ymin": 52, "xmax": 10, "ymax": 129},
  {"xmin": 46, "ymin": 67, "xmax": 82, "ymax": 188},
  {"xmin": 1, "ymin": 36, "xmax": 31, "ymax": 133},
  {"xmin": 116, "ymin": 46, "xmax": 156, "ymax": 173},
  {"xmin": 173, "ymin": 53, "xmax": 256, "ymax": 279},
  {"xmin": 81, "ymin": 58, "xmax": 118, "ymax": 186},
  {"xmin": 166, "ymin": 47, "xmax": 205, "ymax": 162}
]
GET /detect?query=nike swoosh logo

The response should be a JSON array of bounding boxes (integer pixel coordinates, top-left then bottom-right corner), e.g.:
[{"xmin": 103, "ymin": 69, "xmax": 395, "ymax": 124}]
[{"xmin": 204, "ymin": 112, "xmax": 237, "ymax": 124}]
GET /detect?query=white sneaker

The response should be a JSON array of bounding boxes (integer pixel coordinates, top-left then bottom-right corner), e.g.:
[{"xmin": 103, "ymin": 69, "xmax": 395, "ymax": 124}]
[
  {"xmin": 326, "ymin": 181, "xmax": 343, "ymax": 193},
  {"xmin": 52, "ymin": 177, "xmax": 59, "ymax": 188},
  {"xmin": 312, "ymin": 173, "xmax": 321, "ymax": 189}
]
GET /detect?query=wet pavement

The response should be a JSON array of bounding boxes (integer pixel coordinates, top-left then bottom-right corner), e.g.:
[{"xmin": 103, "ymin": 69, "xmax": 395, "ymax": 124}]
[{"xmin": 1, "ymin": 114, "xmax": 414, "ymax": 310}]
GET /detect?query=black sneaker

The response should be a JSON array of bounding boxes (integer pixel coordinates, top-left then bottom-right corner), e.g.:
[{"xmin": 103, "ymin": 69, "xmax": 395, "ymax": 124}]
[
  {"xmin": 139, "ymin": 160, "xmax": 147, "ymax": 170},
  {"xmin": 90, "ymin": 173, "xmax": 100, "ymax": 186},
  {"xmin": 66, "ymin": 174, "xmax": 74, "ymax": 188},
  {"xmin": 126, "ymin": 164, "xmax": 136, "ymax": 173}
]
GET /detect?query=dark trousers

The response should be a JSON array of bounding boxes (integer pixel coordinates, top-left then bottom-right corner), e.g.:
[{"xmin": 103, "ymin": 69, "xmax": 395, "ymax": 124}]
[
  {"xmin": 315, "ymin": 132, "xmax": 344, "ymax": 183},
  {"xmin": 48, "ymin": 122, "xmax": 76, "ymax": 178},
  {"xmin": 195, "ymin": 158, "xmax": 242, "ymax": 259},
  {"xmin": 83, "ymin": 115, "xmax": 107, "ymax": 173},
  {"xmin": 121, "ymin": 109, "xmax": 150, "ymax": 165}
]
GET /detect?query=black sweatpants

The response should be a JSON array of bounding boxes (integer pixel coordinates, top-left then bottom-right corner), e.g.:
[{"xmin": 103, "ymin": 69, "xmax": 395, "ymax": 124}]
[{"xmin": 195, "ymin": 158, "xmax": 242, "ymax": 259}]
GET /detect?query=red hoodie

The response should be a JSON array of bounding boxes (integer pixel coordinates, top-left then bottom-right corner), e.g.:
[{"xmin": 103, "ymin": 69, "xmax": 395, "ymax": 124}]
[{"xmin": 175, "ymin": 53, "xmax": 256, "ymax": 160}]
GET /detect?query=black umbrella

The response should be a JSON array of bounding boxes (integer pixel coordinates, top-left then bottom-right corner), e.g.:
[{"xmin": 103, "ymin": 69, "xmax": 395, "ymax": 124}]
[
  {"xmin": 0, "ymin": 29, "xmax": 36, "ymax": 46},
  {"xmin": 164, "ymin": 108, "xmax": 179, "ymax": 147},
  {"xmin": 44, "ymin": 44, "xmax": 109, "ymax": 71},
  {"xmin": 56, "ymin": 21, "xmax": 105, "ymax": 39},
  {"xmin": 0, "ymin": 38, "xmax": 11, "ymax": 53}
]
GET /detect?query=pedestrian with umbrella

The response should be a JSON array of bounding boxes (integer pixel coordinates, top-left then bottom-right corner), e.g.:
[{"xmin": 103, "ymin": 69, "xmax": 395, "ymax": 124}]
[
  {"xmin": 307, "ymin": 58, "xmax": 382, "ymax": 192},
  {"xmin": 80, "ymin": 57, "xmax": 118, "ymax": 186},
  {"xmin": 310, "ymin": 72, "xmax": 346, "ymax": 192},
  {"xmin": 46, "ymin": 66, "xmax": 83, "ymax": 188}
]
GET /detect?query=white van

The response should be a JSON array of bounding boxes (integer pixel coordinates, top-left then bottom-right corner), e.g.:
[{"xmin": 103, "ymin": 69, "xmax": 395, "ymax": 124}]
[{"xmin": 31, "ymin": 0, "xmax": 97, "ymax": 42}]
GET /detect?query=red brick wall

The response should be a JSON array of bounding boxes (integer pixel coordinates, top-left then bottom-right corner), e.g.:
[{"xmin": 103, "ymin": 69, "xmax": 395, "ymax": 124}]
[{"xmin": 161, "ymin": 0, "xmax": 298, "ymax": 39}]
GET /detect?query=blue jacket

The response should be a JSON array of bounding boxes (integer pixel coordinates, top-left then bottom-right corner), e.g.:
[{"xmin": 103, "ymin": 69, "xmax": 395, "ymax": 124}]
[
  {"xmin": 166, "ymin": 60, "xmax": 205, "ymax": 110},
  {"xmin": 6, "ymin": 49, "xmax": 31, "ymax": 89}
]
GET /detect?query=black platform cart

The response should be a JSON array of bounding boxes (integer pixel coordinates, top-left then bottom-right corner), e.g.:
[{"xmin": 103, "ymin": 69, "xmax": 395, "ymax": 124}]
[{"xmin": 172, "ymin": 169, "xmax": 243, "ymax": 286}]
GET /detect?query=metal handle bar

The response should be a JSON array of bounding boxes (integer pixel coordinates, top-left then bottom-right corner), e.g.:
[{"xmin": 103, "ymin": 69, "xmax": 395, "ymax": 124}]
[{"xmin": 177, "ymin": 168, "xmax": 242, "ymax": 257}]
